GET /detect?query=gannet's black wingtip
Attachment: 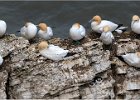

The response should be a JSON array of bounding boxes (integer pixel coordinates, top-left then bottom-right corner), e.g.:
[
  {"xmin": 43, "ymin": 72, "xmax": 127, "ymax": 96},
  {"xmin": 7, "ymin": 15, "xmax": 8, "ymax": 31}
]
[
  {"xmin": 117, "ymin": 24, "xmax": 123, "ymax": 29},
  {"xmin": 117, "ymin": 55, "xmax": 126, "ymax": 63},
  {"xmin": 121, "ymin": 28, "xmax": 127, "ymax": 32},
  {"xmin": 115, "ymin": 24, "xmax": 128, "ymax": 33},
  {"xmin": 65, "ymin": 52, "xmax": 76, "ymax": 57}
]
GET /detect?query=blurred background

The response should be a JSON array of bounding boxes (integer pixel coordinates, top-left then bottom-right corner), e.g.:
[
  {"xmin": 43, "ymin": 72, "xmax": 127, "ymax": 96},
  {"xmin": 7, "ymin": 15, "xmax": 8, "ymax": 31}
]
[{"xmin": 0, "ymin": 1, "xmax": 140, "ymax": 38}]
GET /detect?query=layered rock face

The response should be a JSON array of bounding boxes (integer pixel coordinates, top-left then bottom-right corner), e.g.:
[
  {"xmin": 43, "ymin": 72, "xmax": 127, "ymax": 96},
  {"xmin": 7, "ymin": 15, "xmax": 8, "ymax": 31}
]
[{"xmin": 0, "ymin": 33, "xmax": 139, "ymax": 99}]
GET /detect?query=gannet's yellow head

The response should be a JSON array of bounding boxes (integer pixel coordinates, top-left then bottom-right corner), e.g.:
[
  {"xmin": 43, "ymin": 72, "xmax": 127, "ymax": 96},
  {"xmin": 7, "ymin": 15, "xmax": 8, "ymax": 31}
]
[
  {"xmin": 92, "ymin": 15, "xmax": 102, "ymax": 24},
  {"xmin": 38, "ymin": 23, "xmax": 48, "ymax": 31},
  {"xmin": 72, "ymin": 23, "xmax": 80, "ymax": 29},
  {"xmin": 103, "ymin": 25, "xmax": 110, "ymax": 33},
  {"xmin": 132, "ymin": 15, "xmax": 139, "ymax": 21},
  {"xmin": 136, "ymin": 52, "xmax": 140, "ymax": 57},
  {"xmin": 38, "ymin": 41, "xmax": 48, "ymax": 51}
]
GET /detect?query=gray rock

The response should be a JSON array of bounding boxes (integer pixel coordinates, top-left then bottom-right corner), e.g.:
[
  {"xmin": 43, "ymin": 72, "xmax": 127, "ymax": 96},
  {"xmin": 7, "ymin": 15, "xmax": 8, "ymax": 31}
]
[
  {"xmin": 125, "ymin": 91, "xmax": 140, "ymax": 100},
  {"xmin": 0, "ymin": 70, "xmax": 8, "ymax": 99},
  {"xmin": 113, "ymin": 57, "xmax": 128, "ymax": 74},
  {"xmin": 3, "ymin": 36, "xmax": 111, "ymax": 99},
  {"xmin": 0, "ymin": 34, "xmax": 139, "ymax": 99},
  {"xmin": 80, "ymin": 74, "xmax": 115, "ymax": 99},
  {"xmin": 117, "ymin": 39, "xmax": 139, "ymax": 56},
  {"xmin": 0, "ymin": 34, "xmax": 29, "ymax": 57}
]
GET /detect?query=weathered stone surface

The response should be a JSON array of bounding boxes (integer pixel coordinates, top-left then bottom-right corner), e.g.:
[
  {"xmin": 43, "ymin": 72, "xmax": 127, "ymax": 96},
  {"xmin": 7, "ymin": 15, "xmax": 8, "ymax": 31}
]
[
  {"xmin": 0, "ymin": 70, "xmax": 8, "ymax": 99},
  {"xmin": 0, "ymin": 35, "xmax": 110, "ymax": 99},
  {"xmin": 0, "ymin": 34, "xmax": 29, "ymax": 57},
  {"xmin": 117, "ymin": 39, "xmax": 139, "ymax": 56},
  {"xmin": 112, "ymin": 38, "xmax": 140, "ymax": 99},
  {"xmin": 125, "ymin": 90, "xmax": 140, "ymax": 100},
  {"xmin": 0, "ymin": 34, "xmax": 139, "ymax": 99},
  {"xmin": 113, "ymin": 57, "xmax": 128, "ymax": 75},
  {"xmin": 80, "ymin": 71, "xmax": 115, "ymax": 99}
]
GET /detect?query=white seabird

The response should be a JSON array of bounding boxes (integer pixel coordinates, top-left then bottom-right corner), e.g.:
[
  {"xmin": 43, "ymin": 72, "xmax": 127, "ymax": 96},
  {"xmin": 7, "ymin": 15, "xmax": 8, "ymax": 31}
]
[
  {"xmin": 121, "ymin": 52, "xmax": 140, "ymax": 68},
  {"xmin": 38, "ymin": 23, "xmax": 53, "ymax": 40},
  {"xmin": 20, "ymin": 22, "xmax": 37, "ymax": 40},
  {"xmin": 69, "ymin": 23, "xmax": 86, "ymax": 41},
  {"xmin": 38, "ymin": 41, "xmax": 69, "ymax": 61},
  {"xmin": 0, "ymin": 20, "xmax": 7, "ymax": 37},
  {"xmin": 131, "ymin": 15, "xmax": 140, "ymax": 34},
  {"xmin": 100, "ymin": 25, "xmax": 114, "ymax": 45},
  {"xmin": 0, "ymin": 55, "xmax": 3, "ymax": 65},
  {"xmin": 90, "ymin": 15, "xmax": 127, "ymax": 34}
]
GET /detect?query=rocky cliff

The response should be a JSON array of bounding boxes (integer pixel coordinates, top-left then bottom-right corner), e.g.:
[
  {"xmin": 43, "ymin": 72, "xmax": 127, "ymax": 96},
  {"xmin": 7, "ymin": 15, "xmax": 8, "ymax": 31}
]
[{"xmin": 0, "ymin": 32, "xmax": 140, "ymax": 99}]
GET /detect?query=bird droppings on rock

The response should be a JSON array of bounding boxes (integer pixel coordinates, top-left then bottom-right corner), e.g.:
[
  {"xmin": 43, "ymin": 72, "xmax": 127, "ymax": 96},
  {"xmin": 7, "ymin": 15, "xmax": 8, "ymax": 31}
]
[
  {"xmin": 0, "ymin": 34, "xmax": 139, "ymax": 99},
  {"xmin": 116, "ymin": 40, "xmax": 139, "ymax": 56},
  {"xmin": 112, "ymin": 57, "xmax": 128, "ymax": 75}
]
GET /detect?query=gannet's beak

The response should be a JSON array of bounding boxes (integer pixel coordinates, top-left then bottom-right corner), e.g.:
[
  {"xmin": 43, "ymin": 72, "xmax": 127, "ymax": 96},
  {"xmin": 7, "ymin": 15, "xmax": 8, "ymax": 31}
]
[{"xmin": 89, "ymin": 19, "xmax": 93, "ymax": 23}]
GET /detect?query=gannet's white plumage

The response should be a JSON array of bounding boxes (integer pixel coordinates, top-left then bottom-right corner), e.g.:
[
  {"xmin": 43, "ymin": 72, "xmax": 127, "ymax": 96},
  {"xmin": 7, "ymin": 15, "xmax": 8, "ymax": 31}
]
[
  {"xmin": 100, "ymin": 26, "xmax": 114, "ymax": 45},
  {"xmin": 0, "ymin": 55, "xmax": 3, "ymax": 65},
  {"xmin": 38, "ymin": 23, "xmax": 53, "ymax": 40},
  {"xmin": 69, "ymin": 23, "xmax": 86, "ymax": 40},
  {"xmin": 121, "ymin": 52, "xmax": 140, "ymax": 68},
  {"xmin": 38, "ymin": 41, "xmax": 69, "ymax": 61},
  {"xmin": 90, "ymin": 15, "xmax": 126, "ymax": 34},
  {"xmin": 131, "ymin": 15, "xmax": 140, "ymax": 34},
  {"xmin": 0, "ymin": 20, "xmax": 7, "ymax": 37},
  {"xmin": 20, "ymin": 22, "xmax": 37, "ymax": 40}
]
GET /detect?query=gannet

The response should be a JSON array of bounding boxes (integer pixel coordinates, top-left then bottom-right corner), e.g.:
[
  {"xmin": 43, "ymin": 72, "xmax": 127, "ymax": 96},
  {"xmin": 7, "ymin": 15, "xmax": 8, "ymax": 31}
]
[
  {"xmin": 100, "ymin": 26, "xmax": 114, "ymax": 45},
  {"xmin": 0, "ymin": 20, "xmax": 7, "ymax": 37},
  {"xmin": 121, "ymin": 52, "xmax": 140, "ymax": 68},
  {"xmin": 38, "ymin": 41, "xmax": 69, "ymax": 61},
  {"xmin": 90, "ymin": 15, "xmax": 127, "ymax": 34},
  {"xmin": 131, "ymin": 15, "xmax": 140, "ymax": 34},
  {"xmin": 38, "ymin": 23, "xmax": 53, "ymax": 40},
  {"xmin": 69, "ymin": 23, "xmax": 86, "ymax": 41},
  {"xmin": 20, "ymin": 22, "xmax": 37, "ymax": 40},
  {"xmin": 0, "ymin": 55, "xmax": 3, "ymax": 65}
]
